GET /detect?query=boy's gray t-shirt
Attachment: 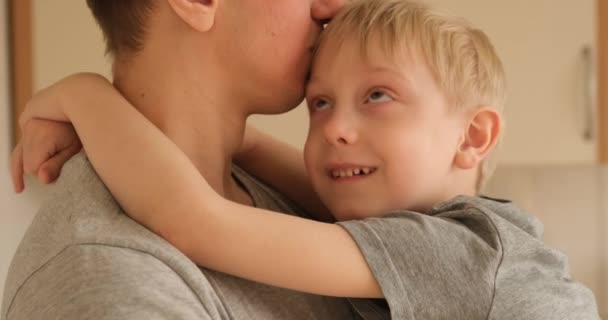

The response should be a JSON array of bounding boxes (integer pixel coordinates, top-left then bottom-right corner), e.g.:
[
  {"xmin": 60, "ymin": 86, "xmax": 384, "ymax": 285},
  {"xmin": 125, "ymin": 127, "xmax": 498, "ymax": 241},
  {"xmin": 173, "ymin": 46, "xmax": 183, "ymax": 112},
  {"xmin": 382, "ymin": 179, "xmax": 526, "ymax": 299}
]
[
  {"xmin": 338, "ymin": 196, "xmax": 600, "ymax": 319},
  {"xmin": 1, "ymin": 154, "xmax": 355, "ymax": 320}
]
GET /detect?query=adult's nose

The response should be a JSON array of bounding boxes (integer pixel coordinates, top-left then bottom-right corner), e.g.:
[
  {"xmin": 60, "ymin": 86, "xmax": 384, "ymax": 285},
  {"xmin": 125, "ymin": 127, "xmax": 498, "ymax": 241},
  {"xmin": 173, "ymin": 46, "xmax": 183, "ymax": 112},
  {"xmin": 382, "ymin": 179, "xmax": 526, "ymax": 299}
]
[{"xmin": 311, "ymin": 0, "xmax": 350, "ymax": 23}]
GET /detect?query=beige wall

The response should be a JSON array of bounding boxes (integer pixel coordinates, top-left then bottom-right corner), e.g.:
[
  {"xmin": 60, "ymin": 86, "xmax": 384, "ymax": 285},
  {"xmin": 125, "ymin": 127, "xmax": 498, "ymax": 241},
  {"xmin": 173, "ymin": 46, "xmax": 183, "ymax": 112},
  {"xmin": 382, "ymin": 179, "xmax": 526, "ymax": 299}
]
[{"xmin": 33, "ymin": 0, "xmax": 112, "ymax": 89}]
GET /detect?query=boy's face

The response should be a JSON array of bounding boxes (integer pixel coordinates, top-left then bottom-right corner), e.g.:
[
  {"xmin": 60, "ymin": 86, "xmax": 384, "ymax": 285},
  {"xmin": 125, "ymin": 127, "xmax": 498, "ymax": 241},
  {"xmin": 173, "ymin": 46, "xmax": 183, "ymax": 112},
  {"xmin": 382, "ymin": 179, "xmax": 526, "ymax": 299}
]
[{"xmin": 303, "ymin": 39, "xmax": 467, "ymax": 220}]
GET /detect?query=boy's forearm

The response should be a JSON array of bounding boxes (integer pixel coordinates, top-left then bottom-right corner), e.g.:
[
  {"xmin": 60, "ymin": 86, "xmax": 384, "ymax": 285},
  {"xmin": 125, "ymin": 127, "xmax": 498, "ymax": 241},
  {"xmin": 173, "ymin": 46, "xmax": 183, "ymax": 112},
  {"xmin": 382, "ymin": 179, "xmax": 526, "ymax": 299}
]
[{"xmin": 235, "ymin": 130, "xmax": 333, "ymax": 222}]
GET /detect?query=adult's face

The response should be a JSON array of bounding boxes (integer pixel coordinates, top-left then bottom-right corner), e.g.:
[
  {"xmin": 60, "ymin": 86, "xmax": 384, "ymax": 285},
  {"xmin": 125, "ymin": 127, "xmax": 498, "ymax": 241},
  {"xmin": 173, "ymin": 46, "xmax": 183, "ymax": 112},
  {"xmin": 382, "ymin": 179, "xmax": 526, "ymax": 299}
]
[{"xmin": 217, "ymin": 0, "xmax": 351, "ymax": 115}]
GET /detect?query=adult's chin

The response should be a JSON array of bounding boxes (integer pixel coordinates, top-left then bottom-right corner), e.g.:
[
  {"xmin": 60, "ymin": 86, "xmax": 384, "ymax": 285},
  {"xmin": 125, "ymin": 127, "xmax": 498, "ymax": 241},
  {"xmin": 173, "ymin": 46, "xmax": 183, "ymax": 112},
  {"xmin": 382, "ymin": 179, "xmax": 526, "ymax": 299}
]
[{"xmin": 259, "ymin": 83, "xmax": 306, "ymax": 115}]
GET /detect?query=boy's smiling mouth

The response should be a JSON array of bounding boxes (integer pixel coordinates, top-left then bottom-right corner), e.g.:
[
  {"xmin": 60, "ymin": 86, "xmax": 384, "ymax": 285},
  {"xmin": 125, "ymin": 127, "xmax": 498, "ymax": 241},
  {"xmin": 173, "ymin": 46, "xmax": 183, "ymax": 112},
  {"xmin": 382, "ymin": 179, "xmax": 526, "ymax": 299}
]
[{"xmin": 328, "ymin": 166, "xmax": 378, "ymax": 180}]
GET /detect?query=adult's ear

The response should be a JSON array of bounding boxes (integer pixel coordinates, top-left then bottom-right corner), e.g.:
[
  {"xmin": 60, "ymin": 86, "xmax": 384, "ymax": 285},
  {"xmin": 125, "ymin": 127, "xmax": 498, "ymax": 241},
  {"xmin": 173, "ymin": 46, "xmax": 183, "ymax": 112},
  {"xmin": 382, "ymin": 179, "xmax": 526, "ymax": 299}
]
[
  {"xmin": 453, "ymin": 107, "xmax": 502, "ymax": 170},
  {"xmin": 166, "ymin": 0, "xmax": 219, "ymax": 32}
]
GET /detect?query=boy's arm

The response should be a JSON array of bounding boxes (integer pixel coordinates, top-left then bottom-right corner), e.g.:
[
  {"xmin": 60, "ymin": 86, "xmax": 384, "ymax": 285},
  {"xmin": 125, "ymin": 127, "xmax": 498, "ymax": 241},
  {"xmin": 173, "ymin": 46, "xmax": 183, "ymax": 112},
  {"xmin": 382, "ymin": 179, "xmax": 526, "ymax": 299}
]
[
  {"xmin": 20, "ymin": 73, "xmax": 381, "ymax": 299},
  {"xmin": 235, "ymin": 126, "xmax": 334, "ymax": 222}
]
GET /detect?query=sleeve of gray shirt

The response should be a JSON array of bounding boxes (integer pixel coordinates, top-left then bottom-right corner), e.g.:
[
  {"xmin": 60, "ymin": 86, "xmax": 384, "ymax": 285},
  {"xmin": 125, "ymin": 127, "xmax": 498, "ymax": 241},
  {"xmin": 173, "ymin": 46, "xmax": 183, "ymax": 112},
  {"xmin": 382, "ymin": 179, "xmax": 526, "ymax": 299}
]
[
  {"xmin": 6, "ymin": 245, "xmax": 212, "ymax": 320},
  {"xmin": 339, "ymin": 208, "xmax": 501, "ymax": 320},
  {"xmin": 338, "ymin": 196, "xmax": 600, "ymax": 320}
]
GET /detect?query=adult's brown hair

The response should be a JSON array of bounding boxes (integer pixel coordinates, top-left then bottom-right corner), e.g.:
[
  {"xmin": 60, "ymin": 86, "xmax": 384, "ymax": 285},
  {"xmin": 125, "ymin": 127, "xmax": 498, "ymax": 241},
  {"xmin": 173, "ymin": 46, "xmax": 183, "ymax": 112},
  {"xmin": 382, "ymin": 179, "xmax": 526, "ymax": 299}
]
[{"xmin": 86, "ymin": 0, "xmax": 156, "ymax": 57}]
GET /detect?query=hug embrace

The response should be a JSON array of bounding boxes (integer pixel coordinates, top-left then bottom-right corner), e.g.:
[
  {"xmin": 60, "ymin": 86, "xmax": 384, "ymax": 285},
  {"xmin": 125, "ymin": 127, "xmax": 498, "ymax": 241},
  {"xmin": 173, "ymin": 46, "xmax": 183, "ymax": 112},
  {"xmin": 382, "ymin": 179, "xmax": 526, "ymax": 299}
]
[{"xmin": 2, "ymin": 0, "xmax": 600, "ymax": 319}]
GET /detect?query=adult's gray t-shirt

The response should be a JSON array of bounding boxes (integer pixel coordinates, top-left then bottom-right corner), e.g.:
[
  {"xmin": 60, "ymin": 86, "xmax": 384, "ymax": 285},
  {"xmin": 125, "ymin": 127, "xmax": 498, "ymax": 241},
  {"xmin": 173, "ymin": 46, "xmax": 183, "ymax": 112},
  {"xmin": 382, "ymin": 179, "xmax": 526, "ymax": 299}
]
[
  {"xmin": 339, "ymin": 196, "xmax": 600, "ymax": 319},
  {"xmin": 1, "ymin": 153, "xmax": 356, "ymax": 320}
]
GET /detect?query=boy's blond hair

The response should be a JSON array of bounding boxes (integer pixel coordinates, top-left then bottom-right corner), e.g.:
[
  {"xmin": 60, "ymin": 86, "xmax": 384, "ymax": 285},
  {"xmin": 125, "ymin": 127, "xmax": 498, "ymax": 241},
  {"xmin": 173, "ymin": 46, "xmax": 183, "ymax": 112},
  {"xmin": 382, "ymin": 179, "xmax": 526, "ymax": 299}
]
[{"xmin": 317, "ymin": 0, "xmax": 506, "ymax": 191}]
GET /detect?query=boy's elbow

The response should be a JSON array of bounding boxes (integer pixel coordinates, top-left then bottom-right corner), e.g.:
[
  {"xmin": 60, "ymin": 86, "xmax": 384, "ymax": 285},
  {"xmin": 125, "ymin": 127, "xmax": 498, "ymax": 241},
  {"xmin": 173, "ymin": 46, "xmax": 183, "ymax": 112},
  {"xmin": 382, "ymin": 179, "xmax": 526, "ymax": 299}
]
[
  {"xmin": 155, "ymin": 222, "xmax": 187, "ymax": 251},
  {"xmin": 155, "ymin": 220, "xmax": 202, "ymax": 264}
]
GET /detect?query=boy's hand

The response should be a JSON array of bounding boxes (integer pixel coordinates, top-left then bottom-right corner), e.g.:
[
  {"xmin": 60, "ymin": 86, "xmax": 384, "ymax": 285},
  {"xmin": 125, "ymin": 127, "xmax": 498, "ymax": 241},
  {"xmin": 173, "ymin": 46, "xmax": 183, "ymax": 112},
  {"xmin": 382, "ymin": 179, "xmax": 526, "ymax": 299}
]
[
  {"xmin": 10, "ymin": 73, "xmax": 107, "ymax": 193},
  {"xmin": 11, "ymin": 119, "xmax": 82, "ymax": 193}
]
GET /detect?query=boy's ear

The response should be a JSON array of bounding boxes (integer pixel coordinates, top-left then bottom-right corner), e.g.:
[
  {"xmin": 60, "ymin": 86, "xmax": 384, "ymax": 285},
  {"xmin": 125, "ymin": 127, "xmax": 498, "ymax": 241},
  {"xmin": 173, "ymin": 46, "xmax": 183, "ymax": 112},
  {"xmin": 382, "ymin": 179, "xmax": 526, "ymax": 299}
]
[
  {"xmin": 167, "ymin": 0, "xmax": 219, "ymax": 32},
  {"xmin": 454, "ymin": 107, "xmax": 502, "ymax": 170}
]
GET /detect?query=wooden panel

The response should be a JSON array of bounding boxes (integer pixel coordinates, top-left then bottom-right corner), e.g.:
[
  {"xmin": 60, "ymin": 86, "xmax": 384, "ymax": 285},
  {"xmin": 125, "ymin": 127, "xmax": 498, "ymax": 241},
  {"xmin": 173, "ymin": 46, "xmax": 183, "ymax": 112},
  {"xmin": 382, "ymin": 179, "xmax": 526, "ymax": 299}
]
[
  {"xmin": 600, "ymin": 0, "xmax": 608, "ymax": 164},
  {"xmin": 9, "ymin": 0, "xmax": 32, "ymax": 145}
]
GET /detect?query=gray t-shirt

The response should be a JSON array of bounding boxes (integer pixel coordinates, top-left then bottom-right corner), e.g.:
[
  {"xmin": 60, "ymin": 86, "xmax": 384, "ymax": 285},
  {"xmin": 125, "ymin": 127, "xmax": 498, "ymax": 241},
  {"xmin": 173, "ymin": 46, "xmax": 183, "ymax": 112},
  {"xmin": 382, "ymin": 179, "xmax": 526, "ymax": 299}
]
[
  {"xmin": 1, "ymin": 154, "xmax": 356, "ymax": 320},
  {"xmin": 339, "ymin": 196, "xmax": 600, "ymax": 319}
]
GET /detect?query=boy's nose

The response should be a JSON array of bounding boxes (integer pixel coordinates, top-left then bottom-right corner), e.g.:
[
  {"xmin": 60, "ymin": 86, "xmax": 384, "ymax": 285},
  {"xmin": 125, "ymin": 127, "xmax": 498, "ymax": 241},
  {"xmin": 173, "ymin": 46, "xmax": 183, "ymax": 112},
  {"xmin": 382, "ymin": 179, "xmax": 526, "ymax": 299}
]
[
  {"xmin": 322, "ymin": 113, "xmax": 359, "ymax": 147},
  {"xmin": 311, "ymin": 0, "xmax": 350, "ymax": 23}
]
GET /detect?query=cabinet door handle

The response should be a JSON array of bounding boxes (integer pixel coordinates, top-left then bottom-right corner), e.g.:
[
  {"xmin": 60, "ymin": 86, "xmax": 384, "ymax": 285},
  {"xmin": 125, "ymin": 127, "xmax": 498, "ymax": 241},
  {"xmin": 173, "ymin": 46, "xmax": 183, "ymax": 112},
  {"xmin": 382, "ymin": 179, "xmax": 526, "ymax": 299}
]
[{"xmin": 582, "ymin": 46, "xmax": 597, "ymax": 141}]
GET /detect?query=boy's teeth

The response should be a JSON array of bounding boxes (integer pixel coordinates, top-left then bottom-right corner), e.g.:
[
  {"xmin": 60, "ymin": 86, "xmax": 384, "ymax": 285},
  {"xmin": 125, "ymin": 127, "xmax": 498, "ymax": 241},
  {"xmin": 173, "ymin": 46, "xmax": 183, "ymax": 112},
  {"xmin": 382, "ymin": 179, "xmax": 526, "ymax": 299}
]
[{"xmin": 331, "ymin": 167, "xmax": 375, "ymax": 179}]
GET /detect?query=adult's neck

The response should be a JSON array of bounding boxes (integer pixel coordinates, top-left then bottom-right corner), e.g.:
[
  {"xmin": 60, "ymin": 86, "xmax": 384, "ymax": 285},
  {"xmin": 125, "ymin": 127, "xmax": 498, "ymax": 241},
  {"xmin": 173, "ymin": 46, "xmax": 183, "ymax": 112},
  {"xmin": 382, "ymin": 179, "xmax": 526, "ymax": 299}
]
[{"xmin": 112, "ymin": 51, "xmax": 250, "ymax": 202}]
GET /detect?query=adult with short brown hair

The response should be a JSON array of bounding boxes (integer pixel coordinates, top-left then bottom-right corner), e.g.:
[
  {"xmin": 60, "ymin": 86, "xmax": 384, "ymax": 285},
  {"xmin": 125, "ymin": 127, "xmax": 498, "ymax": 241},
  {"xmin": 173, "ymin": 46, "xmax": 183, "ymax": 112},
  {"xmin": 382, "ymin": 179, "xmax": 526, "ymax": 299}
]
[{"xmin": 1, "ymin": 0, "xmax": 355, "ymax": 319}]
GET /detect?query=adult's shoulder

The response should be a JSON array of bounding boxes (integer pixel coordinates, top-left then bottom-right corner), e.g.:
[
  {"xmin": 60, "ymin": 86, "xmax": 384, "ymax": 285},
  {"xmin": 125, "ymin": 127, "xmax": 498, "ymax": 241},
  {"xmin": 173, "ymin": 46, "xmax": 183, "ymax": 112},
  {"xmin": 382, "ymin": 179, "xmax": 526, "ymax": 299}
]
[
  {"xmin": 3, "ymin": 244, "xmax": 224, "ymax": 320},
  {"xmin": 2, "ymin": 153, "xmax": 222, "ymax": 319},
  {"xmin": 5, "ymin": 153, "xmax": 163, "ymax": 280}
]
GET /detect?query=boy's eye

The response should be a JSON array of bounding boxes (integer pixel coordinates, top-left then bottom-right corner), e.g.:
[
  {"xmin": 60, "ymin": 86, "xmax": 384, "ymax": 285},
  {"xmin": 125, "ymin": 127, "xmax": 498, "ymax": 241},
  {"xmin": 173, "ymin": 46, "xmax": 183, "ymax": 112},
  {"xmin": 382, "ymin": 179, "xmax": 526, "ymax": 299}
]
[
  {"xmin": 366, "ymin": 90, "xmax": 392, "ymax": 104},
  {"xmin": 311, "ymin": 98, "xmax": 331, "ymax": 111}
]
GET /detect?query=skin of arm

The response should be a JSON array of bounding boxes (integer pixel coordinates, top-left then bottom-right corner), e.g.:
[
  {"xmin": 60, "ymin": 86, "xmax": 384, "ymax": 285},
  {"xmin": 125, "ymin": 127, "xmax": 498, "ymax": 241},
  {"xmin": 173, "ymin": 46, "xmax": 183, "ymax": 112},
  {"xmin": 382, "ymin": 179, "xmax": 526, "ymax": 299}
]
[
  {"xmin": 20, "ymin": 73, "xmax": 382, "ymax": 299},
  {"xmin": 235, "ymin": 126, "xmax": 334, "ymax": 222}
]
